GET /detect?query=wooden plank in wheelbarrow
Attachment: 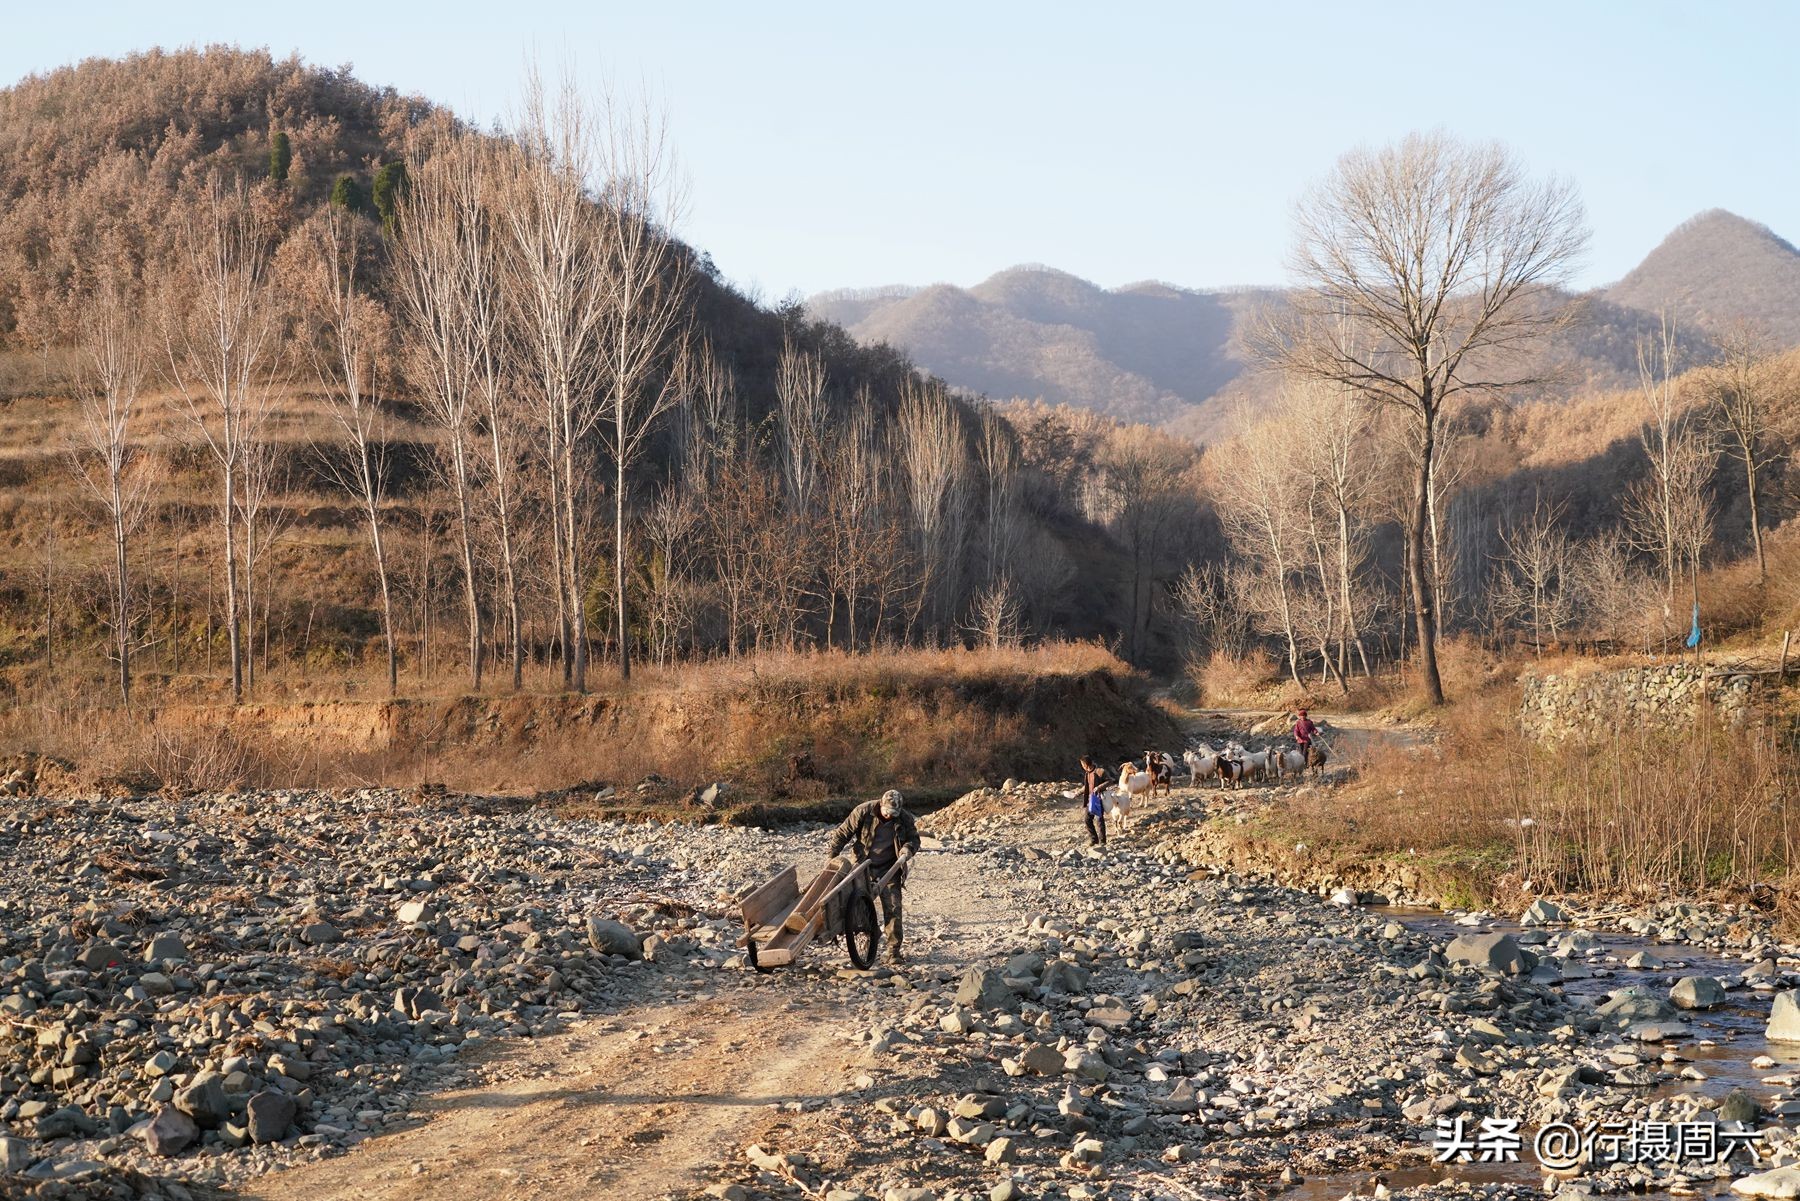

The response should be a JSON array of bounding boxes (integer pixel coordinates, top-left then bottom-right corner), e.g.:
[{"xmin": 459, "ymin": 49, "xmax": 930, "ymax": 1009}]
[
  {"xmin": 739, "ymin": 864, "xmax": 798, "ymax": 934},
  {"xmin": 757, "ymin": 912, "xmax": 823, "ymax": 966},
  {"xmin": 783, "ymin": 859, "xmax": 848, "ymax": 932}
]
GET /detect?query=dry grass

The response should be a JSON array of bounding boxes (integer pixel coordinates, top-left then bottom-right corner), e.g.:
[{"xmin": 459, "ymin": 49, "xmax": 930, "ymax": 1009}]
[
  {"xmin": 1267, "ymin": 670, "xmax": 1800, "ymax": 919},
  {"xmin": 1190, "ymin": 649, "xmax": 1277, "ymax": 707},
  {"xmin": 0, "ymin": 641, "xmax": 1160, "ymax": 813}
]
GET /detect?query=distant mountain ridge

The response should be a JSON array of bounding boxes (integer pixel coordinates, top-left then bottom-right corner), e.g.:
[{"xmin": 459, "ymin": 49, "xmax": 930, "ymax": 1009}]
[
  {"xmin": 1602, "ymin": 209, "xmax": 1800, "ymax": 344},
  {"xmin": 811, "ymin": 211, "xmax": 1800, "ymax": 439}
]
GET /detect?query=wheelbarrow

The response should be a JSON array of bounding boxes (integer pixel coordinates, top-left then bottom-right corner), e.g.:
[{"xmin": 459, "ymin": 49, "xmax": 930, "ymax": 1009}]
[{"xmin": 736, "ymin": 855, "xmax": 903, "ymax": 972}]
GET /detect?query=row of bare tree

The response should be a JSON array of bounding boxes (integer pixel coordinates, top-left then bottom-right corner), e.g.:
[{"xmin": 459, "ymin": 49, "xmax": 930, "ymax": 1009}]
[{"xmin": 68, "ymin": 75, "xmax": 1215, "ymax": 705}]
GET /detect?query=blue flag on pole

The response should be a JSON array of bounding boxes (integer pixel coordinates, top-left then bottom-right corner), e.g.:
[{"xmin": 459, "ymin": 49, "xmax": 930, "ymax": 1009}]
[{"xmin": 1686, "ymin": 602, "xmax": 1702, "ymax": 649}]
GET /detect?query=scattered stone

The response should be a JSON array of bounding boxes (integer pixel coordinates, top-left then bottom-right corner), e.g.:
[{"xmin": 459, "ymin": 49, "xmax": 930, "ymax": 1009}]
[
  {"xmin": 1769, "ymin": 991, "xmax": 1800, "ymax": 1042},
  {"xmin": 585, "ymin": 916, "xmax": 644, "ymax": 959},
  {"xmin": 1522, "ymin": 898, "xmax": 1567, "ymax": 925},
  {"xmin": 246, "ymin": 1090, "xmax": 297, "ymax": 1144},
  {"xmin": 143, "ymin": 1105, "xmax": 199, "ymax": 1156},
  {"xmin": 1446, "ymin": 932, "xmax": 1529, "ymax": 974}
]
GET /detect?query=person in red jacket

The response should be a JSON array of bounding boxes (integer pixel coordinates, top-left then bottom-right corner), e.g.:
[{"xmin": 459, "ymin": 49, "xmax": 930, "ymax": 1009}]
[{"xmin": 1293, "ymin": 708, "xmax": 1319, "ymax": 755}]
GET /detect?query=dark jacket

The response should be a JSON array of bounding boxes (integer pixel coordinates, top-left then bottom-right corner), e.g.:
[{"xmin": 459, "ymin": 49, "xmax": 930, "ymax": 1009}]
[
  {"xmin": 1294, "ymin": 716, "xmax": 1318, "ymax": 744},
  {"xmin": 828, "ymin": 800, "xmax": 921, "ymax": 867}
]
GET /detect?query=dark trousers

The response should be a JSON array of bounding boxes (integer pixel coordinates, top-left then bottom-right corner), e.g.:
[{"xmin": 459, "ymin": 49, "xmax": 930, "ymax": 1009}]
[
  {"xmin": 1084, "ymin": 808, "xmax": 1106, "ymax": 845},
  {"xmin": 871, "ymin": 873, "xmax": 903, "ymax": 957}
]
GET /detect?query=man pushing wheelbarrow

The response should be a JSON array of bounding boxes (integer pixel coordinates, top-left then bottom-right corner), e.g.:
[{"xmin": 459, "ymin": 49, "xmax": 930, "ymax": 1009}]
[{"xmin": 827, "ymin": 789, "xmax": 920, "ymax": 964}]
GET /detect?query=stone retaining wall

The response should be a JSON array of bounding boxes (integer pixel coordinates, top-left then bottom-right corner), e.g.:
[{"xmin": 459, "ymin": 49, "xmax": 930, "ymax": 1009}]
[{"xmin": 1520, "ymin": 663, "xmax": 1760, "ymax": 742}]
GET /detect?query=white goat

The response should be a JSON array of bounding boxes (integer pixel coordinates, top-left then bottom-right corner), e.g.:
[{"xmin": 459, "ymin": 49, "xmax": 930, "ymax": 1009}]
[
  {"xmin": 1272, "ymin": 747, "xmax": 1307, "ymax": 778},
  {"xmin": 1116, "ymin": 761, "xmax": 1153, "ymax": 801},
  {"xmin": 1226, "ymin": 742, "xmax": 1275, "ymax": 783},
  {"xmin": 1183, "ymin": 746, "xmax": 1219, "ymax": 785},
  {"xmin": 1102, "ymin": 788, "xmax": 1134, "ymax": 832}
]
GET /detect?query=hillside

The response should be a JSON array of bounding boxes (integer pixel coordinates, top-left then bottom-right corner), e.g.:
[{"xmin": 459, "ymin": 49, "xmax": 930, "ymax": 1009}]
[
  {"xmin": 811, "ymin": 211, "xmax": 1800, "ymax": 437},
  {"xmin": 0, "ymin": 47, "xmax": 1231, "ymax": 706},
  {"xmin": 1603, "ymin": 208, "xmax": 1800, "ymax": 342}
]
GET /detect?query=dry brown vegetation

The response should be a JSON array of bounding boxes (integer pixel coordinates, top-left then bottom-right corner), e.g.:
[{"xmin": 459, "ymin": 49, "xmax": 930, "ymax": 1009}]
[
  {"xmin": 1232, "ymin": 647, "xmax": 1800, "ymax": 929},
  {"xmin": 1, "ymin": 642, "xmax": 1168, "ymax": 818}
]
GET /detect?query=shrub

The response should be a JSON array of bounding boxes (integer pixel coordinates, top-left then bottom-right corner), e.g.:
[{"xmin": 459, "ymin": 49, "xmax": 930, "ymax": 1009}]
[{"xmin": 1192, "ymin": 649, "xmax": 1274, "ymax": 707}]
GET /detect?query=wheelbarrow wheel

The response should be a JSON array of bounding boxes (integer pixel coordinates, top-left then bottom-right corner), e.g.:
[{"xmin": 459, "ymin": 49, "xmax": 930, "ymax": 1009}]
[{"xmin": 844, "ymin": 893, "xmax": 880, "ymax": 969}]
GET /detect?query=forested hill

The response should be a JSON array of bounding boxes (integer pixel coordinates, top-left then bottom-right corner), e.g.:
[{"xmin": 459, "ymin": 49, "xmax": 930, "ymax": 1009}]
[{"xmin": 0, "ymin": 47, "xmax": 1219, "ymax": 703}]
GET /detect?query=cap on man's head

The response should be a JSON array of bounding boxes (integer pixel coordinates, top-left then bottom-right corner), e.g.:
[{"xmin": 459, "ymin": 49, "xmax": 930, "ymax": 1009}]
[{"xmin": 879, "ymin": 789, "xmax": 903, "ymax": 813}]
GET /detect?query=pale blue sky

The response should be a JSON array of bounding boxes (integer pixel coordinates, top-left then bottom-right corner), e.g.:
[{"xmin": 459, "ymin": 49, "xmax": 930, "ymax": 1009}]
[{"xmin": 8, "ymin": 2, "xmax": 1798, "ymax": 302}]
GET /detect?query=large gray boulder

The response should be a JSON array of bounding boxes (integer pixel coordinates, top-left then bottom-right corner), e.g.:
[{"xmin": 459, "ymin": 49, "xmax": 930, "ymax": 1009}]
[
  {"xmin": 1769, "ymin": 991, "xmax": 1800, "ymax": 1043},
  {"xmin": 585, "ymin": 917, "xmax": 644, "ymax": 960},
  {"xmin": 1670, "ymin": 976, "xmax": 1727, "ymax": 1010},
  {"xmin": 143, "ymin": 932, "xmax": 188, "ymax": 963},
  {"xmin": 1039, "ymin": 960, "xmax": 1091, "ymax": 994},
  {"xmin": 0, "ymin": 1135, "xmax": 31, "ymax": 1174},
  {"xmin": 1731, "ymin": 1166, "xmax": 1800, "ymax": 1199},
  {"xmin": 1597, "ymin": 986, "xmax": 1678, "ymax": 1029},
  {"xmin": 1446, "ymin": 932, "xmax": 1529, "ymax": 975}
]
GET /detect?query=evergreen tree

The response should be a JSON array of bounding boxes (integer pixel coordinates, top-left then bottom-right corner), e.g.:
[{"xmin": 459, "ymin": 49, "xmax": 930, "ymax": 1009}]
[
  {"xmin": 268, "ymin": 131, "xmax": 292, "ymax": 183},
  {"xmin": 329, "ymin": 173, "xmax": 368, "ymax": 214},
  {"xmin": 371, "ymin": 161, "xmax": 407, "ymax": 235}
]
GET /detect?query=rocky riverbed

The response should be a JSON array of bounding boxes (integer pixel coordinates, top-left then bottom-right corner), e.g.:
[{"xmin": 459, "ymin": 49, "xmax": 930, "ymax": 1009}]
[{"xmin": 0, "ymin": 778, "xmax": 1796, "ymax": 1201}]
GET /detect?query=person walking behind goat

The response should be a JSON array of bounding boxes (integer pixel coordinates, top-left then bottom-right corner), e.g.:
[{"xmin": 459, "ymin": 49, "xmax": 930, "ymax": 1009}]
[
  {"xmin": 1079, "ymin": 755, "xmax": 1109, "ymax": 847},
  {"xmin": 1293, "ymin": 707, "xmax": 1318, "ymax": 755},
  {"xmin": 827, "ymin": 789, "xmax": 919, "ymax": 964}
]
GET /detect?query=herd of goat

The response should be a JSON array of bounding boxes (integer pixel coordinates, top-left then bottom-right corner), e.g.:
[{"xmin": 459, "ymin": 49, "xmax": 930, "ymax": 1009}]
[{"xmin": 1065, "ymin": 737, "xmax": 1332, "ymax": 832}]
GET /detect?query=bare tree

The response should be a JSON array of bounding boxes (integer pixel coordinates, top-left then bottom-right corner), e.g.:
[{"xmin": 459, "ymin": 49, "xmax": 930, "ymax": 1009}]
[
  {"xmin": 1288, "ymin": 383, "xmax": 1374, "ymax": 676},
  {"xmin": 1569, "ymin": 537, "xmax": 1658, "ymax": 652},
  {"xmin": 895, "ymin": 380, "xmax": 971, "ymax": 636},
  {"xmin": 1703, "ymin": 324, "xmax": 1781, "ymax": 581},
  {"xmin": 69, "ymin": 277, "xmax": 151, "ymax": 704},
  {"xmin": 1489, "ymin": 497, "xmax": 1574, "ymax": 655},
  {"xmin": 1258, "ymin": 132, "xmax": 1588, "ymax": 702},
  {"xmin": 1624, "ymin": 318, "xmax": 1716, "ymax": 621},
  {"xmin": 1211, "ymin": 427, "xmax": 1306, "ymax": 687},
  {"xmin": 591, "ymin": 89, "xmax": 692, "ymax": 682},
  {"xmin": 964, "ymin": 576, "xmax": 1023, "ymax": 649},
  {"xmin": 162, "ymin": 175, "xmax": 280, "ymax": 703},
  {"xmin": 238, "ymin": 425, "xmax": 288, "ymax": 690},
  {"xmin": 1098, "ymin": 424, "xmax": 1189, "ymax": 661},
  {"xmin": 502, "ymin": 71, "xmax": 611, "ymax": 690},
  {"xmin": 458, "ymin": 138, "xmax": 529, "ymax": 691},
  {"xmin": 640, "ymin": 483, "xmax": 699, "ymax": 667},
  {"xmin": 1174, "ymin": 563, "xmax": 1249, "ymax": 661},
  {"xmin": 977, "ymin": 409, "xmax": 1023, "ymax": 586},
  {"xmin": 821, "ymin": 389, "xmax": 889, "ymax": 650},
  {"xmin": 302, "ymin": 206, "xmax": 400, "ymax": 694},
  {"xmin": 775, "ymin": 338, "xmax": 828, "ymax": 517},
  {"xmin": 393, "ymin": 136, "xmax": 491, "ymax": 690}
]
